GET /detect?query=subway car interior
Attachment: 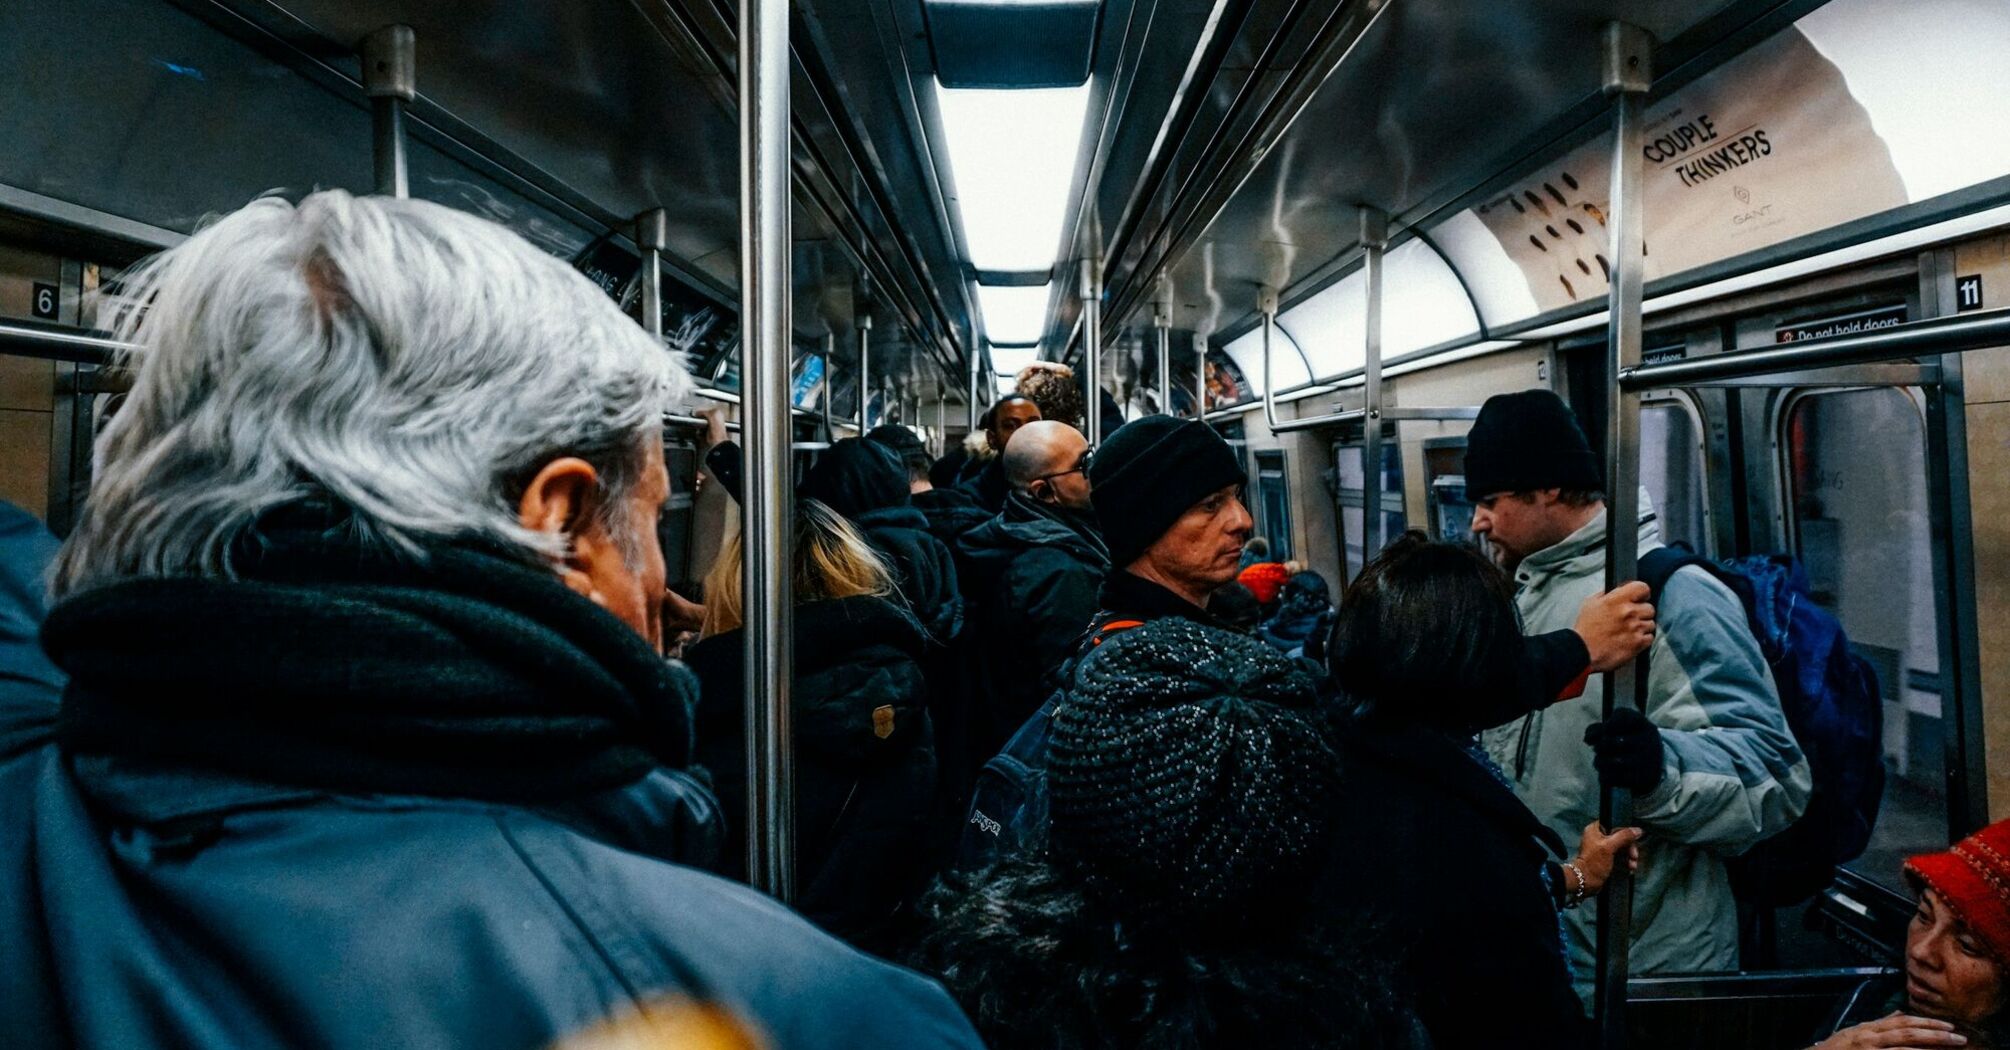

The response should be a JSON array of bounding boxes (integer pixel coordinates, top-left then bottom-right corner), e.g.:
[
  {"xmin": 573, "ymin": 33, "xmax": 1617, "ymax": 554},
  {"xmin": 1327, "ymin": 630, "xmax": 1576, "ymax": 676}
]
[{"xmin": 4, "ymin": 0, "xmax": 2010, "ymax": 1047}]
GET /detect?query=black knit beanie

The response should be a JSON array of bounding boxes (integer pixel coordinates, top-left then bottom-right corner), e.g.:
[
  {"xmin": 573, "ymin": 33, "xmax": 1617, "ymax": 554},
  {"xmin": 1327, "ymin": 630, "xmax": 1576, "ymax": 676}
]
[
  {"xmin": 1463, "ymin": 389, "xmax": 1603, "ymax": 498},
  {"xmin": 1089, "ymin": 416, "xmax": 1247, "ymax": 570},
  {"xmin": 1049, "ymin": 617, "xmax": 1338, "ymax": 934}
]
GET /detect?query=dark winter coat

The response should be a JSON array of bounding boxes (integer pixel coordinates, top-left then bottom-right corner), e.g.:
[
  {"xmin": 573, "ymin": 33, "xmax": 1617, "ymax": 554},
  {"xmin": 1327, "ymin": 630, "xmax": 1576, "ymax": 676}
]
[
  {"xmin": 1, "ymin": 533, "xmax": 979, "ymax": 1050},
  {"xmin": 1316, "ymin": 715, "xmax": 1588, "ymax": 1050},
  {"xmin": 911, "ymin": 485, "xmax": 992, "ymax": 548},
  {"xmin": 686, "ymin": 595, "xmax": 940, "ymax": 950},
  {"xmin": 0, "ymin": 500, "xmax": 63, "ymax": 716},
  {"xmin": 952, "ymin": 491, "xmax": 1109, "ymax": 771},
  {"xmin": 958, "ymin": 456, "xmax": 1010, "ymax": 515}
]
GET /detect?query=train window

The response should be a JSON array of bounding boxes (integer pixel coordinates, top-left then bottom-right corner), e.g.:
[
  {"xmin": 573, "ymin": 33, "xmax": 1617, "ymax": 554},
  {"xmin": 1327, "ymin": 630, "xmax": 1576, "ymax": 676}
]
[
  {"xmin": 1252, "ymin": 450, "xmax": 1292, "ymax": 561},
  {"xmin": 1640, "ymin": 397, "xmax": 1711, "ymax": 556},
  {"xmin": 1334, "ymin": 430, "xmax": 1405, "ymax": 582},
  {"xmin": 1782, "ymin": 387, "xmax": 1945, "ymax": 893}
]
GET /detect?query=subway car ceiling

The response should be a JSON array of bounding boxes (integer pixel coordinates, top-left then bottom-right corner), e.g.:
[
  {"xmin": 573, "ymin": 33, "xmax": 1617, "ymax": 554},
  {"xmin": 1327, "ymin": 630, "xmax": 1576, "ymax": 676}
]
[{"xmin": 5, "ymin": 0, "xmax": 2008, "ymax": 419}]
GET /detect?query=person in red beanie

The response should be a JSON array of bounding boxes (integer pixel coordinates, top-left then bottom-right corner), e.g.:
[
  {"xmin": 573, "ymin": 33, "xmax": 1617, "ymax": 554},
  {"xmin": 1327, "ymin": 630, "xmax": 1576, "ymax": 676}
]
[
  {"xmin": 1816, "ymin": 818, "xmax": 2010, "ymax": 1049},
  {"xmin": 1239, "ymin": 559, "xmax": 1291, "ymax": 607}
]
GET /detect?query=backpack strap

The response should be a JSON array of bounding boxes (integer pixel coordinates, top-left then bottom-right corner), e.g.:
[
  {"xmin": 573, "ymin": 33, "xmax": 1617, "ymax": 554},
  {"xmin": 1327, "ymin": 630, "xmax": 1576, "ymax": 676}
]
[
  {"xmin": 1636, "ymin": 544, "xmax": 1707, "ymax": 604},
  {"xmin": 1093, "ymin": 619, "xmax": 1145, "ymax": 645}
]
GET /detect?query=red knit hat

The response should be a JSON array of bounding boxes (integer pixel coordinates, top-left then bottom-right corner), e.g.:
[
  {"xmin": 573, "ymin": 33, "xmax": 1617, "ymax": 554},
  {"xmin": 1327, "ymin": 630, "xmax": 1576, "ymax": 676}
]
[
  {"xmin": 1238, "ymin": 562, "xmax": 1290, "ymax": 605},
  {"xmin": 1906, "ymin": 817, "xmax": 2010, "ymax": 965}
]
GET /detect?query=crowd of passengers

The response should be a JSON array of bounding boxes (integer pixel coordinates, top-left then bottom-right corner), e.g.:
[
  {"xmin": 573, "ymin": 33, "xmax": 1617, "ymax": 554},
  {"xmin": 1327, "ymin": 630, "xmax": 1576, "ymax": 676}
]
[{"xmin": 0, "ymin": 191, "xmax": 2003, "ymax": 1050}]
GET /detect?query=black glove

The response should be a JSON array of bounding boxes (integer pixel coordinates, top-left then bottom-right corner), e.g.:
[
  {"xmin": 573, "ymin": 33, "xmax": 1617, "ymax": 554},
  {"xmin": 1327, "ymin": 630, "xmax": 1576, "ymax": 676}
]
[{"xmin": 1584, "ymin": 706, "xmax": 1665, "ymax": 793}]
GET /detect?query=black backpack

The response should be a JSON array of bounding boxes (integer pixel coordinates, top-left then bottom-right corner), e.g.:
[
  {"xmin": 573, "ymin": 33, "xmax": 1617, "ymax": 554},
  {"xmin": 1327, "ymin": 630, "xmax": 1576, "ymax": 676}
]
[{"xmin": 1637, "ymin": 546, "xmax": 1885, "ymax": 907}]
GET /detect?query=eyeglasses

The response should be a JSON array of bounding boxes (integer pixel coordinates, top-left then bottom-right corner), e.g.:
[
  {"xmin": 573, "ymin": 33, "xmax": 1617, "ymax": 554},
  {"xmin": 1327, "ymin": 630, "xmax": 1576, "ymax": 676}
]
[{"xmin": 1032, "ymin": 451, "xmax": 1091, "ymax": 485}]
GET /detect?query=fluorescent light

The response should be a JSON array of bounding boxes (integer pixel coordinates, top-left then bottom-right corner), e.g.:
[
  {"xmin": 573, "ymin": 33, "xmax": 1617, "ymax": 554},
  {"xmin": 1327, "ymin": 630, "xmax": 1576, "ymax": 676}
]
[
  {"xmin": 975, "ymin": 283, "xmax": 1052, "ymax": 345},
  {"xmin": 994, "ymin": 374, "xmax": 1016, "ymax": 399},
  {"xmin": 935, "ymin": 82, "xmax": 1091, "ymax": 271},
  {"xmin": 991, "ymin": 345, "xmax": 1039, "ymax": 376}
]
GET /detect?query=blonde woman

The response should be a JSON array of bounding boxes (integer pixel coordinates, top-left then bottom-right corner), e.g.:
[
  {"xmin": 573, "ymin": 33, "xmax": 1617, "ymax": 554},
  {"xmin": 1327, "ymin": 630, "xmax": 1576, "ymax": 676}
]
[{"xmin": 685, "ymin": 499, "xmax": 939, "ymax": 953}]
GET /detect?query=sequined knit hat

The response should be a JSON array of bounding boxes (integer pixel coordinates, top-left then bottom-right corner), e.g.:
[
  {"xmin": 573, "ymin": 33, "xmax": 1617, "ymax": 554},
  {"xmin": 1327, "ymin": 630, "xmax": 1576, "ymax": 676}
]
[{"xmin": 1049, "ymin": 617, "xmax": 1338, "ymax": 932}]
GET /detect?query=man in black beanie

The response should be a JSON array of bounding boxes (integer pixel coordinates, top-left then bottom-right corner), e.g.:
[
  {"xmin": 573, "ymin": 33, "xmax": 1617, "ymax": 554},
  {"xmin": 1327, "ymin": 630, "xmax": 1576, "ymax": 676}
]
[
  {"xmin": 956, "ymin": 414, "xmax": 1252, "ymax": 869},
  {"xmin": 1466, "ymin": 387, "xmax": 1810, "ymax": 1001}
]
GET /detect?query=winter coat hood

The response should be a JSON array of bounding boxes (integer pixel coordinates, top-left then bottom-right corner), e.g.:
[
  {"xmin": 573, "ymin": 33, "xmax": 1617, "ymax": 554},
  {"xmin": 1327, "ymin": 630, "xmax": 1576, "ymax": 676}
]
[{"xmin": 801, "ymin": 439, "xmax": 910, "ymax": 520}]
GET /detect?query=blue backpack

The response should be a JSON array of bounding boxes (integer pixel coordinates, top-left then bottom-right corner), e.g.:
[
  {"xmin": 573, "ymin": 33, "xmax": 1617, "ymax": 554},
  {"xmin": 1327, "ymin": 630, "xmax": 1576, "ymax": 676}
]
[{"xmin": 1638, "ymin": 546, "xmax": 1885, "ymax": 907}]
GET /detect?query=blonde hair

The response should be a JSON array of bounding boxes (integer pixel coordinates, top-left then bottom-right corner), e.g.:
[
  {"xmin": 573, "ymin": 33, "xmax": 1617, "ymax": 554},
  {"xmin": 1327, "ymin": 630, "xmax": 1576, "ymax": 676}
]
[{"xmin": 700, "ymin": 499, "xmax": 892, "ymax": 637}]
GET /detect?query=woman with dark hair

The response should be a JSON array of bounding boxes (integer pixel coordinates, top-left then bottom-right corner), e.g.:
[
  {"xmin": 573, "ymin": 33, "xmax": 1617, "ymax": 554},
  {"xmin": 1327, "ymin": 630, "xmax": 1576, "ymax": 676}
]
[
  {"xmin": 1316, "ymin": 531, "xmax": 1642, "ymax": 1050},
  {"xmin": 911, "ymin": 617, "xmax": 1420, "ymax": 1049},
  {"xmin": 1814, "ymin": 817, "xmax": 2010, "ymax": 1049}
]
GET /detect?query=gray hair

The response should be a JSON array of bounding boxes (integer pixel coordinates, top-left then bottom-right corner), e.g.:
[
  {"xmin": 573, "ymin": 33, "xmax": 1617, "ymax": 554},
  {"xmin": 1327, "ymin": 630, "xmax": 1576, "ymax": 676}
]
[{"xmin": 55, "ymin": 190, "xmax": 692, "ymax": 595}]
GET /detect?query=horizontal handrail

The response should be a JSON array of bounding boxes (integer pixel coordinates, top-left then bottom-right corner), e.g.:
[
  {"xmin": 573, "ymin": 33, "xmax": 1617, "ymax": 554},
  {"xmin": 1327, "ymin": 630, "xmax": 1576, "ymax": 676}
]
[
  {"xmin": 0, "ymin": 322, "xmax": 131, "ymax": 364},
  {"xmin": 1619, "ymin": 308, "xmax": 2010, "ymax": 389}
]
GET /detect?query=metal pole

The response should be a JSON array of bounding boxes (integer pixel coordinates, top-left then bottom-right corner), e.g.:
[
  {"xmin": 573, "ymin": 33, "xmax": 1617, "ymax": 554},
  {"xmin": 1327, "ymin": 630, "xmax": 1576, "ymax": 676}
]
[
  {"xmin": 1155, "ymin": 302, "xmax": 1172, "ymax": 416},
  {"xmin": 361, "ymin": 26, "xmax": 415, "ymax": 199},
  {"xmin": 1196, "ymin": 335, "xmax": 1208, "ymax": 418},
  {"xmin": 821, "ymin": 332, "xmax": 836, "ymax": 440},
  {"xmin": 857, "ymin": 316, "xmax": 872, "ymax": 433},
  {"xmin": 936, "ymin": 388, "xmax": 947, "ymax": 455},
  {"xmin": 738, "ymin": 0, "xmax": 794, "ymax": 901},
  {"xmin": 1595, "ymin": 22, "xmax": 1653, "ymax": 1049},
  {"xmin": 636, "ymin": 209, "xmax": 667, "ymax": 342},
  {"xmin": 967, "ymin": 347, "xmax": 981, "ymax": 432},
  {"xmin": 1361, "ymin": 208, "xmax": 1389, "ymax": 569},
  {"xmin": 1081, "ymin": 258, "xmax": 1103, "ymax": 444}
]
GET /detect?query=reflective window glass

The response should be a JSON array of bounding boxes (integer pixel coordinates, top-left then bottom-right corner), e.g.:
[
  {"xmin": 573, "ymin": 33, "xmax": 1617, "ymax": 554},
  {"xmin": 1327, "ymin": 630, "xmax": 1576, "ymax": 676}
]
[
  {"xmin": 1640, "ymin": 400, "xmax": 1711, "ymax": 555},
  {"xmin": 1785, "ymin": 387, "xmax": 1945, "ymax": 892},
  {"xmin": 1254, "ymin": 450, "xmax": 1293, "ymax": 561},
  {"xmin": 1334, "ymin": 434, "xmax": 1405, "ymax": 582}
]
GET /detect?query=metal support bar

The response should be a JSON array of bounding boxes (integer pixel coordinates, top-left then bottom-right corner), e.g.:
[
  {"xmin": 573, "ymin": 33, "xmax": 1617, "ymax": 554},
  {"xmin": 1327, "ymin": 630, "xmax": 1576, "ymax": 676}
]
[
  {"xmin": 967, "ymin": 348, "xmax": 981, "ymax": 431},
  {"xmin": 1596, "ymin": 22, "xmax": 1653, "ymax": 1050},
  {"xmin": 1360, "ymin": 208, "xmax": 1389, "ymax": 567},
  {"xmin": 666, "ymin": 413, "xmax": 740, "ymax": 433},
  {"xmin": 935, "ymin": 389, "xmax": 947, "ymax": 454},
  {"xmin": 738, "ymin": 0, "xmax": 794, "ymax": 902},
  {"xmin": 1082, "ymin": 259, "xmax": 1104, "ymax": 445},
  {"xmin": 856, "ymin": 315, "xmax": 872, "ymax": 432},
  {"xmin": 1620, "ymin": 309, "xmax": 2010, "ymax": 388},
  {"xmin": 0, "ymin": 322, "xmax": 131, "ymax": 365},
  {"xmin": 821, "ymin": 333, "xmax": 836, "ymax": 440},
  {"xmin": 636, "ymin": 209, "xmax": 668, "ymax": 342},
  {"xmin": 361, "ymin": 26, "xmax": 416, "ymax": 199},
  {"xmin": 1154, "ymin": 296, "xmax": 1172, "ymax": 416}
]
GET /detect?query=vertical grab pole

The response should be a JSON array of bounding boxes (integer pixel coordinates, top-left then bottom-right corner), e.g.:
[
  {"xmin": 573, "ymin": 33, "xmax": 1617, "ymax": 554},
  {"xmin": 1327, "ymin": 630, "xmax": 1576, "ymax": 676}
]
[
  {"xmin": 361, "ymin": 26, "xmax": 415, "ymax": 199},
  {"xmin": 821, "ymin": 333, "xmax": 836, "ymax": 441},
  {"xmin": 857, "ymin": 316, "xmax": 872, "ymax": 433},
  {"xmin": 636, "ymin": 210, "xmax": 668, "ymax": 342},
  {"xmin": 967, "ymin": 348, "xmax": 981, "ymax": 432},
  {"xmin": 1154, "ymin": 278, "xmax": 1173, "ymax": 416},
  {"xmin": 1595, "ymin": 22, "xmax": 1653, "ymax": 1049},
  {"xmin": 1196, "ymin": 336, "xmax": 1208, "ymax": 418},
  {"xmin": 1361, "ymin": 208, "xmax": 1390, "ymax": 567},
  {"xmin": 738, "ymin": 0, "xmax": 794, "ymax": 902},
  {"xmin": 1081, "ymin": 259, "xmax": 1104, "ymax": 445},
  {"xmin": 935, "ymin": 388, "xmax": 947, "ymax": 454}
]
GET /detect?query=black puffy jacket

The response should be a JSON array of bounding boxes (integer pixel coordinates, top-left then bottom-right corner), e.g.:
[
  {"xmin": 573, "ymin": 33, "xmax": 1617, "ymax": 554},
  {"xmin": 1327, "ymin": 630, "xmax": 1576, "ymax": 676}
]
[
  {"xmin": 910, "ymin": 485, "xmax": 992, "ymax": 549},
  {"xmin": 687, "ymin": 595, "xmax": 940, "ymax": 950},
  {"xmin": 952, "ymin": 492, "xmax": 1109, "ymax": 772}
]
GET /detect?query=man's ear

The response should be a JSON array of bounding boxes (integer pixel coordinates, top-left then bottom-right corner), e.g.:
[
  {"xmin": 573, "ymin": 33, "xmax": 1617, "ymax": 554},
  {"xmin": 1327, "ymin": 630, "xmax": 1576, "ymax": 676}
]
[
  {"xmin": 518, "ymin": 457, "xmax": 602, "ymax": 598},
  {"xmin": 1534, "ymin": 487, "xmax": 1564, "ymax": 508}
]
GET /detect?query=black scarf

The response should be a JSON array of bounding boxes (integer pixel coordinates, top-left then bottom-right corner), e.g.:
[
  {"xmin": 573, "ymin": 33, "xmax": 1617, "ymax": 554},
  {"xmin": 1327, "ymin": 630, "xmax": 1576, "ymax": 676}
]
[{"xmin": 44, "ymin": 531, "xmax": 696, "ymax": 803}]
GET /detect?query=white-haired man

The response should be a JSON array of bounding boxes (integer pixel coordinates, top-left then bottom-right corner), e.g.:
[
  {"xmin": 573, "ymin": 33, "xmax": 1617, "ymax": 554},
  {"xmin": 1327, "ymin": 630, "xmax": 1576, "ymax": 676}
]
[{"xmin": 0, "ymin": 191, "xmax": 980, "ymax": 1050}]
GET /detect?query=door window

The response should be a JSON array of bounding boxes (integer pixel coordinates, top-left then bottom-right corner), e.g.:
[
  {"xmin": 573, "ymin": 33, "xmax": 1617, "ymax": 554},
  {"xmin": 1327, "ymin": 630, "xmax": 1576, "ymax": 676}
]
[
  {"xmin": 1253, "ymin": 450, "xmax": 1293, "ymax": 561},
  {"xmin": 1335, "ymin": 430, "xmax": 1405, "ymax": 582},
  {"xmin": 1641, "ymin": 398, "xmax": 1711, "ymax": 555},
  {"xmin": 1784, "ymin": 386, "xmax": 1944, "ymax": 893}
]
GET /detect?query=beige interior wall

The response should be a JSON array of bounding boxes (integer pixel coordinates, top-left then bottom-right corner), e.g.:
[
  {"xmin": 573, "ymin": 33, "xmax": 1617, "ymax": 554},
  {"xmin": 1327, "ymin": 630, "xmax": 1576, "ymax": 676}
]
[
  {"xmin": 1952, "ymin": 233, "xmax": 2010, "ymax": 821},
  {"xmin": 1382, "ymin": 346, "xmax": 1552, "ymax": 519},
  {"xmin": 0, "ymin": 356, "xmax": 53, "ymax": 519}
]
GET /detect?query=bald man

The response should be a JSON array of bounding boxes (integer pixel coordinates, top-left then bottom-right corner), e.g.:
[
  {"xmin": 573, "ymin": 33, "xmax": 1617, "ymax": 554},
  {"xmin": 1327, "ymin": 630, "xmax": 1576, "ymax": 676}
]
[{"xmin": 952, "ymin": 421, "xmax": 1108, "ymax": 774}]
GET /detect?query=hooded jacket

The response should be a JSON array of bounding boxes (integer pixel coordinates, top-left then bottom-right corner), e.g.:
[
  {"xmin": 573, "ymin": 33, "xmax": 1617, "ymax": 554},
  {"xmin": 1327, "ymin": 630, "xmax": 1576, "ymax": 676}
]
[
  {"xmin": 952, "ymin": 490, "xmax": 1110, "ymax": 770},
  {"xmin": 910, "ymin": 485, "xmax": 992, "ymax": 548},
  {"xmin": 686, "ymin": 595, "xmax": 939, "ymax": 951},
  {"xmin": 712, "ymin": 440, "xmax": 963, "ymax": 645},
  {"xmin": 1478, "ymin": 497, "xmax": 1811, "ymax": 999},
  {"xmin": 0, "ymin": 536, "xmax": 979, "ymax": 1050}
]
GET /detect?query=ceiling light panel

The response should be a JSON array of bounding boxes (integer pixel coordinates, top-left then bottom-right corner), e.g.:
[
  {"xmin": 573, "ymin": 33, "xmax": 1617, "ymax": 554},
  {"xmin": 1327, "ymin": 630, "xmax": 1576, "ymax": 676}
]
[
  {"xmin": 975, "ymin": 283, "xmax": 1053, "ymax": 345},
  {"xmin": 936, "ymin": 81, "xmax": 1092, "ymax": 272},
  {"xmin": 990, "ymin": 345, "xmax": 1040, "ymax": 376}
]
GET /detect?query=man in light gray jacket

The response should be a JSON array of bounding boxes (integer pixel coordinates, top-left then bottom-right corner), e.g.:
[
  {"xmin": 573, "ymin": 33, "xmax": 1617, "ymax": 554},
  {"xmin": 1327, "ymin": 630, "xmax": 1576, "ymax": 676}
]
[{"xmin": 1468, "ymin": 389, "xmax": 1811, "ymax": 1002}]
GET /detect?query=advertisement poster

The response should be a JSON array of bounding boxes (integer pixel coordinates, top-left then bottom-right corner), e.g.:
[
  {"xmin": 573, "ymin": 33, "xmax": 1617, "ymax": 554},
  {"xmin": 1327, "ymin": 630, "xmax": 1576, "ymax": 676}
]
[
  {"xmin": 1470, "ymin": 27, "xmax": 1907, "ymax": 314},
  {"xmin": 1203, "ymin": 347, "xmax": 1249, "ymax": 411}
]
